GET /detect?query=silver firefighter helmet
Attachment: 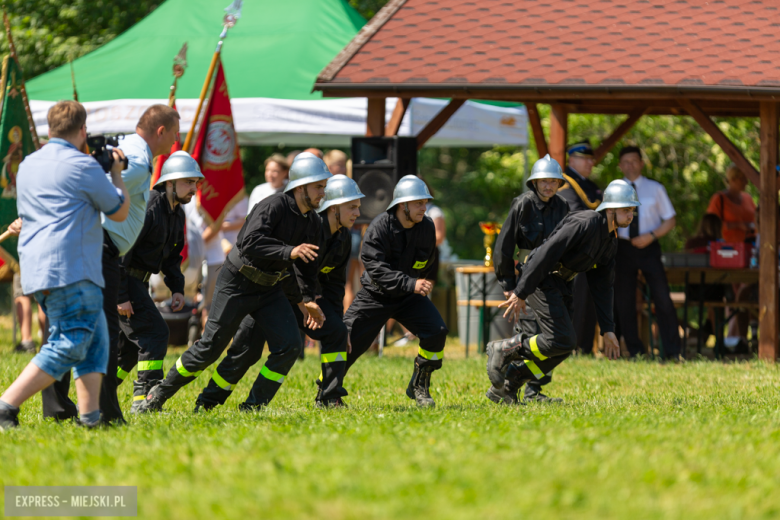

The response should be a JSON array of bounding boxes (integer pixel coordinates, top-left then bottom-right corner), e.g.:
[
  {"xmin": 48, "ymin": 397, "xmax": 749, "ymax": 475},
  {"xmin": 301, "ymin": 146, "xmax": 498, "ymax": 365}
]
[
  {"xmin": 595, "ymin": 179, "xmax": 641, "ymax": 211},
  {"xmin": 284, "ymin": 152, "xmax": 333, "ymax": 193},
  {"xmin": 388, "ymin": 175, "xmax": 433, "ymax": 209},
  {"xmin": 154, "ymin": 151, "xmax": 205, "ymax": 187},
  {"xmin": 525, "ymin": 154, "xmax": 565, "ymax": 190},
  {"xmin": 318, "ymin": 174, "xmax": 365, "ymax": 213}
]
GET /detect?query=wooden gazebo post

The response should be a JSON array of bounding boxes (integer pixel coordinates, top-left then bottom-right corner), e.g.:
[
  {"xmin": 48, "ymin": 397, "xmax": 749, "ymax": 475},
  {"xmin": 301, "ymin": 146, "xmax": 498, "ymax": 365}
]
[{"xmin": 759, "ymin": 101, "xmax": 779, "ymax": 361}]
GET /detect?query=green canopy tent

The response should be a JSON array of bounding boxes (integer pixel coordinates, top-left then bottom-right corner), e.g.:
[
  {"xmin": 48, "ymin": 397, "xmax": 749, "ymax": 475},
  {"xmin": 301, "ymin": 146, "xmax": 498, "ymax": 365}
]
[{"xmin": 26, "ymin": 0, "xmax": 528, "ymax": 147}]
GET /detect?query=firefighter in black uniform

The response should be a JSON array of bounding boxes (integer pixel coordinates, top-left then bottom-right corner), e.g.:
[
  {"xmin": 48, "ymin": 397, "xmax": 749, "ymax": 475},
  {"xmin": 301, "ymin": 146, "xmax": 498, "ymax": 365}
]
[
  {"xmin": 343, "ymin": 175, "xmax": 447, "ymax": 408},
  {"xmin": 138, "ymin": 152, "xmax": 331, "ymax": 412},
  {"xmin": 114, "ymin": 151, "xmax": 202, "ymax": 413},
  {"xmin": 492, "ymin": 154, "xmax": 568, "ymax": 404},
  {"xmin": 191, "ymin": 175, "xmax": 364, "ymax": 411},
  {"xmin": 558, "ymin": 140, "xmax": 604, "ymax": 356},
  {"xmin": 486, "ymin": 180, "xmax": 640, "ymax": 402}
]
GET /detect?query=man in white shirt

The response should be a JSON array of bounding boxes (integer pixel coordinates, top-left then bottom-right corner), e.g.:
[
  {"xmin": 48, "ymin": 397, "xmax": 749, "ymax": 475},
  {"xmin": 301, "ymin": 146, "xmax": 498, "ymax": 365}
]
[
  {"xmin": 614, "ymin": 146, "xmax": 680, "ymax": 360},
  {"xmin": 184, "ymin": 200, "xmax": 225, "ymax": 328}
]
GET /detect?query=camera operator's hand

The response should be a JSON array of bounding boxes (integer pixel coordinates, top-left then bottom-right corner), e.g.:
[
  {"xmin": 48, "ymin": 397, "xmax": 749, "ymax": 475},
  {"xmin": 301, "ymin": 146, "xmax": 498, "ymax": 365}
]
[{"xmin": 110, "ymin": 148, "xmax": 127, "ymax": 178}]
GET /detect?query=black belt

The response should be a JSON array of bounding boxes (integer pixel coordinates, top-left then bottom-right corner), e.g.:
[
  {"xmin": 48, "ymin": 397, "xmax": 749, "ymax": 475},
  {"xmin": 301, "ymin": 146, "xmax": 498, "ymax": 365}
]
[
  {"xmin": 227, "ymin": 247, "xmax": 289, "ymax": 287},
  {"xmin": 127, "ymin": 268, "xmax": 151, "ymax": 282},
  {"xmin": 551, "ymin": 263, "xmax": 578, "ymax": 282}
]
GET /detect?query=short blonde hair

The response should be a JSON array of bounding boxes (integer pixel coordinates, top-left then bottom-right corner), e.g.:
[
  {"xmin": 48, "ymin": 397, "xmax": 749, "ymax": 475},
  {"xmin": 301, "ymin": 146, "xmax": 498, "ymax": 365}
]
[
  {"xmin": 47, "ymin": 100, "xmax": 87, "ymax": 138},
  {"xmin": 324, "ymin": 149, "xmax": 348, "ymax": 166},
  {"xmin": 264, "ymin": 154, "xmax": 289, "ymax": 171}
]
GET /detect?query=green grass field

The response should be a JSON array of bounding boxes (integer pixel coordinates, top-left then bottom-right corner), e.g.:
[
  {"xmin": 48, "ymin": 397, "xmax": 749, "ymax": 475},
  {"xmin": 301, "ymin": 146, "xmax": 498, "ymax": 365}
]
[{"xmin": 2, "ymin": 318, "xmax": 780, "ymax": 519}]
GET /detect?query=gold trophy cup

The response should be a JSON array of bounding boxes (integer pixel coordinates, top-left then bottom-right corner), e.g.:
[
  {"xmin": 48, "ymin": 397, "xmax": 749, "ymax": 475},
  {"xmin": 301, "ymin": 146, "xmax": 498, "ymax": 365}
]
[{"xmin": 479, "ymin": 221, "xmax": 502, "ymax": 267}]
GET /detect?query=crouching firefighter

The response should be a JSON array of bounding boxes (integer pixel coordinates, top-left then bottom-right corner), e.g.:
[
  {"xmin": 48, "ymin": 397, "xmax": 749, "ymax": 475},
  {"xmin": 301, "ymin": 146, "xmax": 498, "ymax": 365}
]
[
  {"xmin": 486, "ymin": 180, "xmax": 639, "ymax": 402},
  {"xmin": 192, "ymin": 174, "xmax": 363, "ymax": 411},
  {"xmin": 114, "ymin": 151, "xmax": 201, "ymax": 412},
  {"xmin": 491, "ymin": 154, "xmax": 568, "ymax": 404},
  {"xmin": 138, "ymin": 152, "xmax": 331, "ymax": 412},
  {"xmin": 343, "ymin": 175, "xmax": 448, "ymax": 407}
]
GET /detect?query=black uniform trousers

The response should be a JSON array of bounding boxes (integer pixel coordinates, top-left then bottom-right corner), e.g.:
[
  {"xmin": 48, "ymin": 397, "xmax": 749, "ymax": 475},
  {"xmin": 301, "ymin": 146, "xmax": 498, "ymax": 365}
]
[
  {"xmin": 197, "ymin": 296, "xmax": 348, "ymax": 407},
  {"xmin": 154, "ymin": 261, "xmax": 302, "ymax": 406},
  {"xmin": 509, "ymin": 276, "xmax": 578, "ymax": 383},
  {"xmin": 571, "ymin": 274, "xmax": 597, "ymax": 354},
  {"xmin": 343, "ymin": 289, "xmax": 448, "ymax": 379},
  {"xmin": 614, "ymin": 240, "xmax": 681, "ymax": 359},
  {"xmin": 512, "ymin": 310, "xmax": 552, "ymax": 397},
  {"xmin": 42, "ymin": 231, "xmax": 125, "ymax": 423},
  {"xmin": 115, "ymin": 277, "xmax": 169, "ymax": 385}
]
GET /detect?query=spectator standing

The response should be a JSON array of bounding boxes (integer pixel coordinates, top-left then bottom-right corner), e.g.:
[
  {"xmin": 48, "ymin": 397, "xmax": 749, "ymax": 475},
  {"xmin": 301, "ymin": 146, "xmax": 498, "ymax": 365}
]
[
  {"xmin": 220, "ymin": 195, "xmax": 249, "ymax": 251},
  {"xmin": 557, "ymin": 140, "xmax": 603, "ymax": 354},
  {"xmin": 6, "ymin": 218, "xmax": 47, "ymax": 353},
  {"xmin": 613, "ymin": 146, "xmax": 681, "ymax": 360},
  {"xmin": 184, "ymin": 199, "xmax": 225, "ymax": 329},
  {"xmin": 324, "ymin": 149, "xmax": 348, "ymax": 175},
  {"xmin": 0, "ymin": 100, "xmax": 129, "ymax": 430},
  {"xmin": 247, "ymin": 154, "xmax": 289, "ymax": 215},
  {"xmin": 706, "ymin": 165, "xmax": 755, "ymax": 244},
  {"xmin": 42, "ymin": 104, "xmax": 180, "ymax": 424}
]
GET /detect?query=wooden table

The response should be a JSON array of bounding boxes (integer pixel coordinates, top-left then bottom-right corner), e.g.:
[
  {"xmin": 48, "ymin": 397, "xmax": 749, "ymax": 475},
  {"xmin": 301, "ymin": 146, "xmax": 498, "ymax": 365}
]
[
  {"xmin": 663, "ymin": 266, "xmax": 759, "ymax": 357},
  {"xmin": 455, "ymin": 265, "xmax": 501, "ymax": 357}
]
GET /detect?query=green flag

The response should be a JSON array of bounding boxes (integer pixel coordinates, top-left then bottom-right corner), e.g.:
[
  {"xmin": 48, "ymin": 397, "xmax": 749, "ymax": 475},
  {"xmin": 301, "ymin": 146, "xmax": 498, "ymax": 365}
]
[{"xmin": 0, "ymin": 55, "xmax": 36, "ymax": 280}]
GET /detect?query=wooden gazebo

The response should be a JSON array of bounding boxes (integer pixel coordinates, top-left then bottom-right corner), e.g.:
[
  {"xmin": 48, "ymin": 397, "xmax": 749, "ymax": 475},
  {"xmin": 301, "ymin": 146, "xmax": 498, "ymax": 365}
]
[{"xmin": 315, "ymin": 0, "xmax": 780, "ymax": 360}]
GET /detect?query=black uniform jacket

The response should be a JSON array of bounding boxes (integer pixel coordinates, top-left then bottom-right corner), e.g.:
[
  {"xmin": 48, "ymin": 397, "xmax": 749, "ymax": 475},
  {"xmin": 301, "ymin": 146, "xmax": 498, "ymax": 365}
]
[
  {"xmin": 494, "ymin": 190, "xmax": 569, "ymax": 293},
  {"xmin": 235, "ymin": 191, "xmax": 320, "ymax": 303},
  {"xmin": 558, "ymin": 166, "xmax": 603, "ymax": 212},
  {"xmin": 119, "ymin": 188, "xmax": 185, "ymax": 302},
  {"xmin": 283, "ymin": 216, "xmax": 351, "ymax": 309},
  {"xmin": 514, "ymin": 210, "xmax": 617, "ymax": 333},
  {"xmin": 360, "ymin": 209, "xmax": 437, "ymax": 299}
]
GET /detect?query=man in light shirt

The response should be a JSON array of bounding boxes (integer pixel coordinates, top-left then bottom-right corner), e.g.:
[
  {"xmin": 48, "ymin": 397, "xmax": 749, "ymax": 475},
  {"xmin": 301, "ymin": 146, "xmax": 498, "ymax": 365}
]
[
  {"xmin": 42, "ymin": 104, "xmax": 180, "ymax": 424},
  {"xmin": 613, "ymin": 146, "xmax": 680, "ymax": 360}
]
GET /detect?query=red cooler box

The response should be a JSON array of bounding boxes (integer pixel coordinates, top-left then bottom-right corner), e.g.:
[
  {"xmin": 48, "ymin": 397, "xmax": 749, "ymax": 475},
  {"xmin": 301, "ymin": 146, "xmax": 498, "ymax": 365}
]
[{"xmin": 710, "ymin": 242, "xmax": 752, "ymax": 269}]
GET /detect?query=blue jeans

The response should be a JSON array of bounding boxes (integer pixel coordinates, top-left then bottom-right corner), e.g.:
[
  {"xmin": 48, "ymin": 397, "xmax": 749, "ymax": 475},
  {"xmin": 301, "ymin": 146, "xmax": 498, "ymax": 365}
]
[{"xmin": 32, "ymin": 281, "xmax": 108, "ymax": 381}]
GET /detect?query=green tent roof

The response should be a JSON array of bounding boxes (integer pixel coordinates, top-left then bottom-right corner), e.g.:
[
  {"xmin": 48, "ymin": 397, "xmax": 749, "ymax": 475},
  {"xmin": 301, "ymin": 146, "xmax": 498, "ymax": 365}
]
[{"xmin": 27, "ymin": 0, "xmax": 365, "ymax": 102}]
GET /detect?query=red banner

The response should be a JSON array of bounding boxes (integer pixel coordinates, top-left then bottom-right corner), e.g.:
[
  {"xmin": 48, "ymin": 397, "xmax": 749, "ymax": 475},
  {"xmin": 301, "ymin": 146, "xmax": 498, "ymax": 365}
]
[{"xmin": 190, "ymin": 59, "xmax": 245, "ymax": 224}]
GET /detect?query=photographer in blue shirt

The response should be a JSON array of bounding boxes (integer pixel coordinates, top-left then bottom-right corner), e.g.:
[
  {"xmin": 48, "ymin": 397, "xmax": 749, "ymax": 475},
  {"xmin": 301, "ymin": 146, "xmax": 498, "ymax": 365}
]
[
  {"xmin": 0, "ymin": 100, "xmax": 130, "ymax": 430},
  {"xmin": 41, "ymin": 104, "xmax": 181, "ymax": 424}
]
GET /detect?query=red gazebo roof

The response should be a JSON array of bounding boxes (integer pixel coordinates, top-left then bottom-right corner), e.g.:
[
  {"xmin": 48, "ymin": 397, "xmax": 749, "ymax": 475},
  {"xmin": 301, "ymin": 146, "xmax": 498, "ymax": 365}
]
[{"xmin": 317, "ymin": 0, "xmax": 780, "ymax": 103}]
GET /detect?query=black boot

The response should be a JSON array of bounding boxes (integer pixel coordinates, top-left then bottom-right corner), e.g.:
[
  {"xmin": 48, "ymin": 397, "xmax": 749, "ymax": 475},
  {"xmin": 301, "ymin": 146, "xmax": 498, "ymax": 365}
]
[
  {"xmin": 0, "ymin": 406, "xmax": 20, "ymax": 431},
  {"xmin": 486, "ymin": 363, "xmax": 529, "ymax": 405},
  {"xmin": 406, "ymin": 362, "xmax": 436, "ymax": 408},
  {"xmin": 316, "ymin": 397, "xmax": 347, "ymax": 409},
  {"xmin": 130, "ymin": 380, "xmax": 158, "ymax": 414},
  {"xmin": 193, "ymin": 399, "xmax": 217, "ymax": 413},
  {"xmin": 486, "ymin": 333, "xmax": 526, "ymax": 387},
  {"xmin": 523, "ymin": 385, "xmax": 563, "ymax": 404},
  {"xmin": 137, "ymin": 383, "xmax": 168, "ymax": 413}
]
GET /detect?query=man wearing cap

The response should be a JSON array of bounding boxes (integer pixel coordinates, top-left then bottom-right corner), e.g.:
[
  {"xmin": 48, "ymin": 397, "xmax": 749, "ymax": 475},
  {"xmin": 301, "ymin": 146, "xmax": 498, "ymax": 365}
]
[
  {"xmin": 138, "ymin": 152, "xmax": 330, "ymax": 412},
  {"xmin": 192, "ymin": 174, "xmax": 364, "ymax": 411},
  {"xmin": 486, "ymin": 180, "xmax": 639, "ymax": 401},
  {"xmin": 342, "ymin": 175, "xmax": 447, "ymax": 408},
  {"xmin": 491, "ymin": 154, "xmax": 569, "ymax": 404},
  {"xmin": 558, "ymin": 140, "xmax": 604, "ymax": 356},
  {"xmin": 111, "ymin": 151, "xmax": 202, "ymax": 412},
  {"xmin": 613, "ymin": 146, "xmax": 680, "ymax": 360}
]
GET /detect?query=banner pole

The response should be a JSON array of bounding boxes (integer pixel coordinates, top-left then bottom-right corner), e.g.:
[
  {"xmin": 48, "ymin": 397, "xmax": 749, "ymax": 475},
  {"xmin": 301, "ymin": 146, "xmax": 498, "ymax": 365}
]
[{"xmin": 182, "ymin": 1, "xmax": 242, "ymax": 152}]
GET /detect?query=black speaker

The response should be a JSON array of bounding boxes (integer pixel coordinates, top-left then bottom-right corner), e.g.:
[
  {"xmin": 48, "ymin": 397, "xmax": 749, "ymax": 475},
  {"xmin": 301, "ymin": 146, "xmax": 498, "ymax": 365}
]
[{"xmin": 351, "ymin": 136, "xmax": 418, "ymax": 223}]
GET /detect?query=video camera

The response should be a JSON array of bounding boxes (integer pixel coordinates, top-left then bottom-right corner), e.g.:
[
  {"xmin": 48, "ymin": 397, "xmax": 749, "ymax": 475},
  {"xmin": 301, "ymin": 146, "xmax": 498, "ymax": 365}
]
[{"xmin": 87, "ymin": 134, "xmax": 128, "ymax": 173}]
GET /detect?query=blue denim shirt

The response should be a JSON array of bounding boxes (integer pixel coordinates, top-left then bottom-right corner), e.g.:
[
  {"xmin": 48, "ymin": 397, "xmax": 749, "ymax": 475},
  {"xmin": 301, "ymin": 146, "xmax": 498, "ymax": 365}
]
[
  {"xmin": 101, "ymin": 133, "xmax": 152, "ymax": 255},
  {"xmin": 17, "ymin": 138, "xmax": 125, "ymax": 294}
]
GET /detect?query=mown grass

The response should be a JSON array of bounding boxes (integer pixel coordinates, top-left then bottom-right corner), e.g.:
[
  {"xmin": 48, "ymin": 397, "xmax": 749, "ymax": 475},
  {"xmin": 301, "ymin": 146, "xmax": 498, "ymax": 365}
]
[{"xmin": 2, "ymin": 317, "xmax": 780, "ymax": 519}]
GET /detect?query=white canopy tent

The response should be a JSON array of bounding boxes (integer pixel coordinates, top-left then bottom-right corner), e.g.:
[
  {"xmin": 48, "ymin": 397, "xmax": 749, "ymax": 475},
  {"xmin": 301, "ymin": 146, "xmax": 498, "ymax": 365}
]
[{"xmin": 30, "ymin": 97, "xmax": 528, "ymax": 148}]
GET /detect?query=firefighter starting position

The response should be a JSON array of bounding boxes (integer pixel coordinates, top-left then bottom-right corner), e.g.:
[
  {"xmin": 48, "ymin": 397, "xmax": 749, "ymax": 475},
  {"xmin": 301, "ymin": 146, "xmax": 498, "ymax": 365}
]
[
  {"xmin": 491, "ymin": 154, "xmax": 569, "ymax": 404},
  {"xmin": 342, "ymin": 175, "xmax": 447, "ymax": 407},
  {"xmin": 191, "ymin": 174, "xmax": 364, "ymax": 411},
  {"xmin": 114, "ymin": 151, "xmax": 203, "ymax": 412},
  {"xmin": 486, "ymin": 180, "xmax": 640, "ymax": 400},
  {"xmin": 138, "ymin": 152, "xmax": 330, "ymax": 412}
]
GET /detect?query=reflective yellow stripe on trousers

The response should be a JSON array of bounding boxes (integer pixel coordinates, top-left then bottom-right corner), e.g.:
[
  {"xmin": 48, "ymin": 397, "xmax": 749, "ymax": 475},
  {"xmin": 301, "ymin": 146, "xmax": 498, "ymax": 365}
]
[
  {"xmin": 260, "ymin": 364, "xmax": 285, "ymax": 383},
  {"xmin": 211, "ymin": 369, "xmax": 234, "ymax": 391},
  {"xmin": 176, "ymin": 357, "xmax": 203, "ymax": 378},
  {"xmin": 529, "ymin": 335, "xmax": 548, "ymax": 361},
  {"xmin": 116, "ymin": 368, "xmax": 129, "ymax": 381},
  {"xmin": 321, "ymin": 352, "xmax": 347, "ymax": 363},
  {"xmin": 524, "ymin": 359, "xmax": 545, "ymax": 380},
  {"xmin": 418, "ymin": 347, "xmax": 443, "ymax": 361},
  {"xmin": 137, "ymin": 360, "xmax": 164, "ymax": 371}
]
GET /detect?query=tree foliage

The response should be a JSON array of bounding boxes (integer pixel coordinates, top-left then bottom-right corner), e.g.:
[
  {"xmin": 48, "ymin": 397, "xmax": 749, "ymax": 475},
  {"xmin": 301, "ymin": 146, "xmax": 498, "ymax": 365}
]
[{"xmin": 347, "ymin": 0, "xmax": 389, "ymax": 20}]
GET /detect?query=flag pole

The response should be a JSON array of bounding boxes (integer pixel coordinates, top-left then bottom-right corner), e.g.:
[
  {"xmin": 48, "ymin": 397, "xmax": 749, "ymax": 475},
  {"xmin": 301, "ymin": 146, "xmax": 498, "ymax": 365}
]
[
  {"xmin": 2, "ymin": 8, "xmax": 39, "ymax": 150},
  {"xmin": 70, "ymin": 61, "xmax": 78, "ymax": 101},
  {"xmin": 168, "ymin": 43, "xmax": 188, "ymax": 107},
  {"xmin": 182, "ymin": 0, "xmax": 242, "ymax": 153}
]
